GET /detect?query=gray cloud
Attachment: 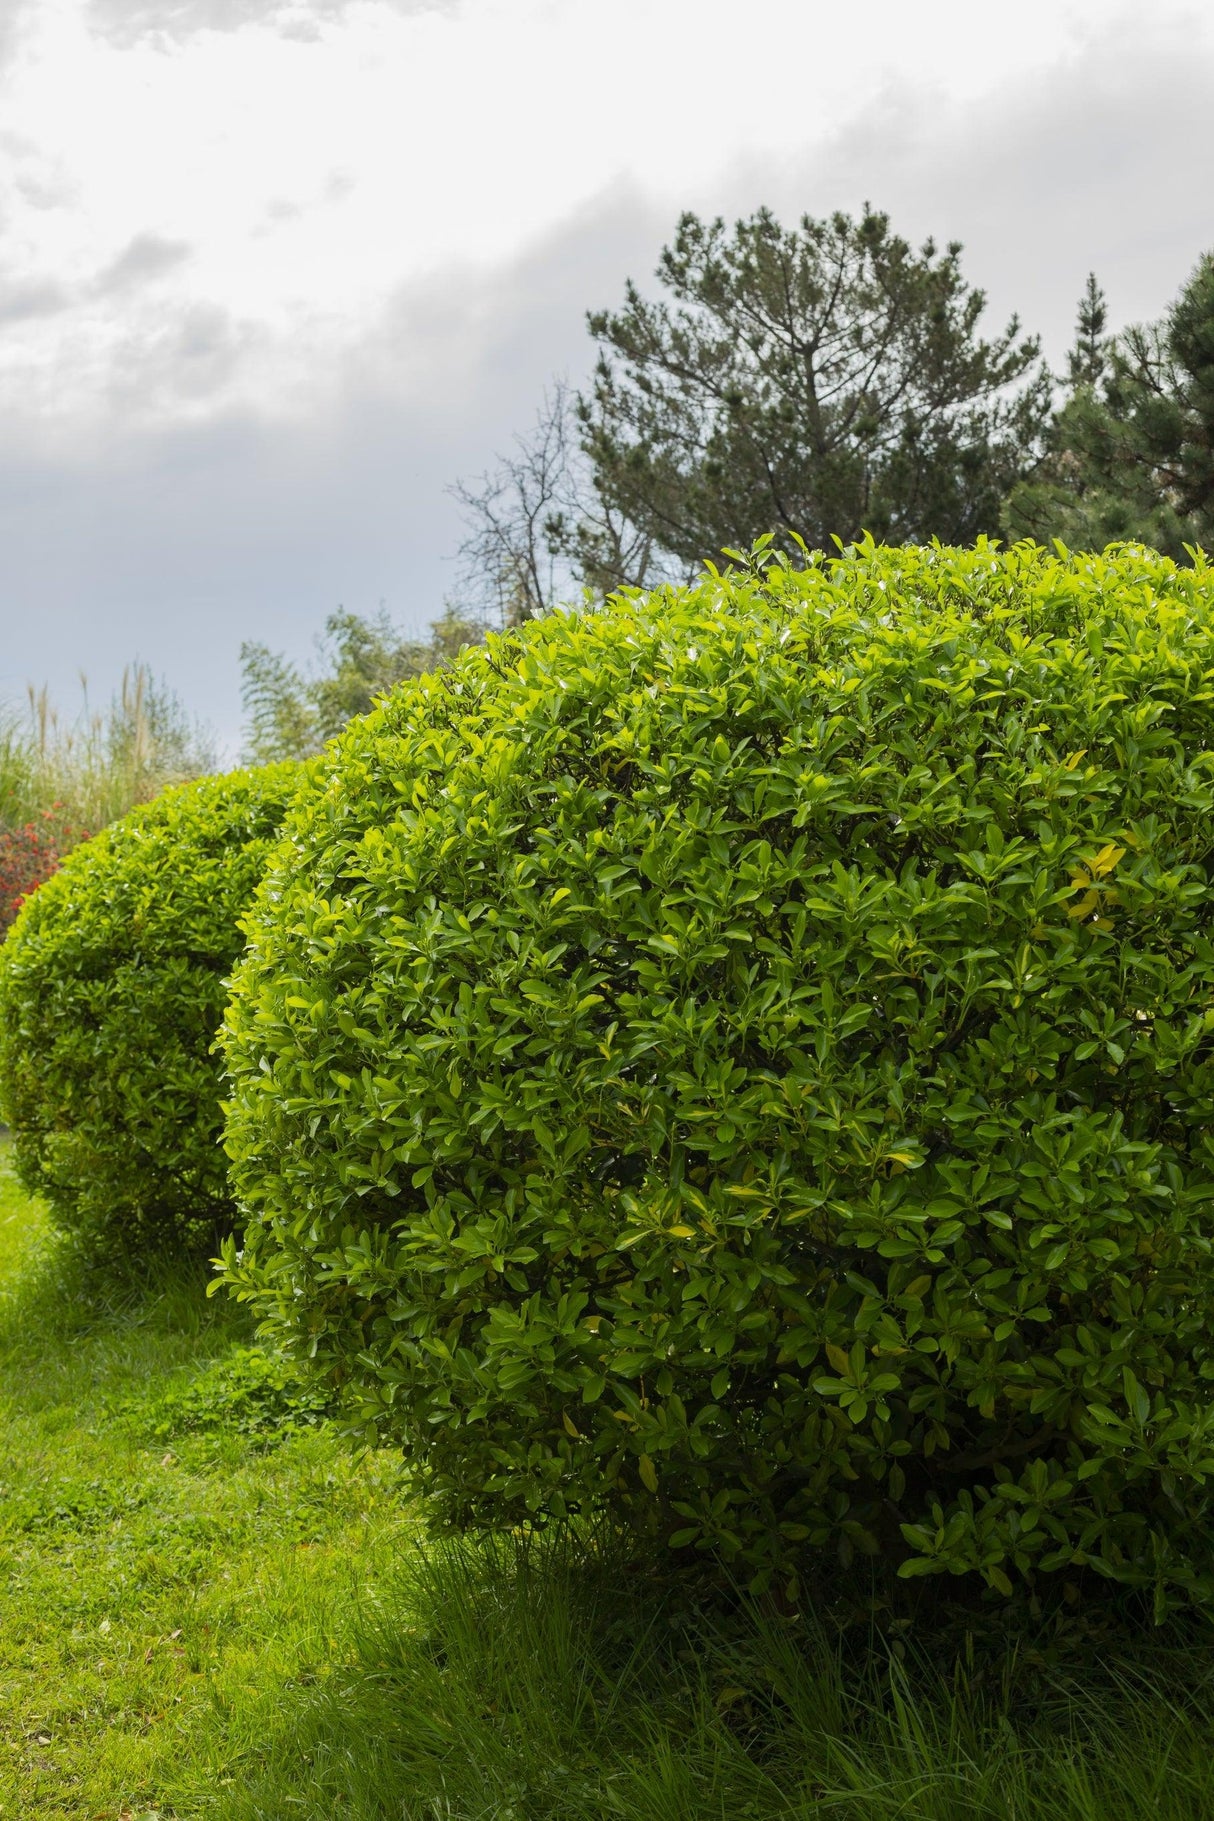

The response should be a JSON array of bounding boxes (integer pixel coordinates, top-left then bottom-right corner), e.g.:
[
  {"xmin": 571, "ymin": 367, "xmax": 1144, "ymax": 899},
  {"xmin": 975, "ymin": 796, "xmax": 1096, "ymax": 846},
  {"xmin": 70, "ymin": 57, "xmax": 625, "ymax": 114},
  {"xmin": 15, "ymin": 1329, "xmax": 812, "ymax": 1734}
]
[
  {"xmin": 0, "ymin": 277, "xmax": 72, "ymax": 324},
  {"xmin": 1, "ymin": 15, "xmax": 1212, "ymax": 754},
  {"xmin": 87, "ymin": 0, "xmax": 458, "ymax": 48},
  {"xmin": 0, "ymin": 237, "xmax": 189, "ymax": 343},
  {"xmin": 0, "ymin": 129, "xmax": 80, "ymax": 214},
  {"xmin": 93, "ymin": 232, "xmax": 192, "ymax": 296},
  {"xmin": 0, "ymin": 3, "xmax": 34, "ymax": 73},
  {"xmin": 101, "ymin": 300, "xmax": 258, "ymax": 413},
  {"xmin": 762, "ymin": 20, "xmax": 1214, "ymax": 365},
  {"xmin": 0, "ymin": 187, "xmax": 661, "ymax": 754}
]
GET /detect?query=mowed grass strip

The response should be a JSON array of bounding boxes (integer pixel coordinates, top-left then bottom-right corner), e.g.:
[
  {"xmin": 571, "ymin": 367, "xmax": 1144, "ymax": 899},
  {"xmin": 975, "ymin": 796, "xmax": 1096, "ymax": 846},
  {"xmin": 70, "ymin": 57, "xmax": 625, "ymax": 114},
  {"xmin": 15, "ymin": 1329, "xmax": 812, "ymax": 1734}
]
[{"xmin": 0, "ymin": 1148, "xmax": 412, "ymax": 1819}]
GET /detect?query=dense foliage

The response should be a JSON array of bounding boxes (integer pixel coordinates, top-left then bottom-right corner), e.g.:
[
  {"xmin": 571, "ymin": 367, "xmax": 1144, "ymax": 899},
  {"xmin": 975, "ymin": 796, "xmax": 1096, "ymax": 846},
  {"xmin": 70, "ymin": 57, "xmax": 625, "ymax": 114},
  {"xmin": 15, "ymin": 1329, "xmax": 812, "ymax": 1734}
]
[
  {"xmin": 220, "ymin": 543, "xmax": 1214, "ymax": 1615},
  {"xmin": 0, "ymin": 764, "xmax": 299, "ymax": 1254}
]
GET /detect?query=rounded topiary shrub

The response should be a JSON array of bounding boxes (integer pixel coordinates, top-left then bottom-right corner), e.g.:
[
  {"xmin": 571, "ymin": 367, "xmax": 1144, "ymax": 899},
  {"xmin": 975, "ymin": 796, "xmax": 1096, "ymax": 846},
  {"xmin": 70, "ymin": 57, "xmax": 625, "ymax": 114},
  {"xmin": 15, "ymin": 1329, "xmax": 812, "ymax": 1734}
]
[
  {"xmin": 0, "ymin": 763, "xmax": 300, "ymax": 1254},
  {"xmin": 219, "ymin": 542, "xmax": 1214, "ymax": 1614}
]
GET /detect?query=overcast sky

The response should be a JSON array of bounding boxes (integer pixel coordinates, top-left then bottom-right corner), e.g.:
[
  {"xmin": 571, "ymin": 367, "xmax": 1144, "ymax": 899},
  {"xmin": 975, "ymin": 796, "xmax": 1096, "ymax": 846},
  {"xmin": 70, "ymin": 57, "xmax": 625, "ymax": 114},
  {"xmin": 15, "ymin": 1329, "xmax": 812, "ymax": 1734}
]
[{"xmin": 2, "ymin": 0, "xmax": 1213, "ymax": 753}]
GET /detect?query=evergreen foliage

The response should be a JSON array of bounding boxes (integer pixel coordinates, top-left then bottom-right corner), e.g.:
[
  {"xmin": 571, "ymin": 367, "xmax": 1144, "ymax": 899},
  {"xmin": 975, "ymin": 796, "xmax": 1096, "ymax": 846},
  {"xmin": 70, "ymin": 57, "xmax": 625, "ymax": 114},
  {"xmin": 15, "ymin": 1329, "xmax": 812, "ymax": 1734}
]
[
  {"xmin": 220, "ymin": 543, "xmax": 1214, "ymax": 1614},
  {"xmin": 1005, "ymin": 255, "xmax": 1214, "ymax": 558},
  {"xmin": 1066, "ymin": 274, "xmax": 1110, "ymax": 390},
  {"xmin": 0, "ymin": 764, "xmax": 299, "ymax": 1255},
  {"xmin": 576, "ymin": 206, "xmax": 1050, "ymax": 583},
  {"xmin": 452, "ymin": 208, "xmax": 1052, "ymax": 604}
]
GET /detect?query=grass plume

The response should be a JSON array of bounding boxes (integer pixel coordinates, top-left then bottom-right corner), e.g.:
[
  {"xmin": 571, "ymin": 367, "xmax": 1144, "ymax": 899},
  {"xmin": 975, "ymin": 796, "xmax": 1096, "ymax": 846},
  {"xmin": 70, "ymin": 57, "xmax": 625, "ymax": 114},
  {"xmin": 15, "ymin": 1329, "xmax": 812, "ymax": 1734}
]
[{"xmin": 0, "ymin": 664, "xmax": 215, "ymax": 836}]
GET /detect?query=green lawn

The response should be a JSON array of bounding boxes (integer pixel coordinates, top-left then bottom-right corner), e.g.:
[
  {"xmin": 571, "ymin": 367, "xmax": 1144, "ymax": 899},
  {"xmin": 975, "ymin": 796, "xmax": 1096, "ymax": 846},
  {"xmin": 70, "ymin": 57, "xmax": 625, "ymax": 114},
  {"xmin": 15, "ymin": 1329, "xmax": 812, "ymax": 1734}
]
[
  {"xmin": 4, "ymin": 1145, "xmax": 1214, "ymax": 1819},
  {"xmin": 0, "ymin": 1148, "xmax": 412, "ymax": 1818}
]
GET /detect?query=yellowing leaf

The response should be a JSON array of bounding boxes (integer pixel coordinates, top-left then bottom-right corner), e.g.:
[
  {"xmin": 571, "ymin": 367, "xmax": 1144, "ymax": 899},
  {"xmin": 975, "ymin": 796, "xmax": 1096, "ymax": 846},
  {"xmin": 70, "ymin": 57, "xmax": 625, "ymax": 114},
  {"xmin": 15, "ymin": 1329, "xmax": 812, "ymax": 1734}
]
[
  {"xmin": 1063, "ymin": 748, "xmax": 1088, "ymax": 770},
  {"xmin": 1067, "ymin": 890, "xmax": 1099, "ymax": 920},
  {"xmin": 638, "ymin": 1454, "xmax": 659, "ymax": 1494},
  {"xmin": 826, "ymin": 1343, "xmax": 851, "ymax": 1376},
  {"xmin": 562, "ymin": 1411, "xmax": 581, "ymax": 1439},
  {"xmin": 667, "ymin": 1224, "xmax": 697, "ymax": 1238},
  {"xmin": 1091, "ymin": 843, "xmax": 1126, "ymax": 878}
]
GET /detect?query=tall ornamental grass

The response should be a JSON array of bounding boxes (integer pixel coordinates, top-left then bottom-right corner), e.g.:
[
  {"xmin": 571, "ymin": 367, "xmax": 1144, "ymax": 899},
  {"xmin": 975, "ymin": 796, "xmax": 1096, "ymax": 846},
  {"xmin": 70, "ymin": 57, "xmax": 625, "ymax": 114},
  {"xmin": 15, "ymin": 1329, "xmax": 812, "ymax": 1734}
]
[{"xmin": 0, "ymin": 665, "xmax": 215, "ymax": 838}]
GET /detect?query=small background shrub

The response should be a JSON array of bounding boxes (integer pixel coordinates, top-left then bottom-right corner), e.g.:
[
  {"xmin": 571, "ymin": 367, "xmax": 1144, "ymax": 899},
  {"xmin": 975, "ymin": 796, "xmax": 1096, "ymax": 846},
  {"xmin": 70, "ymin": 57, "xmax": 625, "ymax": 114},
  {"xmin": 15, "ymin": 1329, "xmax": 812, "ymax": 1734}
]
[
  {"xmin": 221, "ymin": 541, "xmax": 1214, "ymax": 1616},
  {"xmin": 0, "ymin": 807, "xmax": 90, "ymax": 931},
  {"xmin": 0, "ymin": 763, "xmax": 299, "ymax": 1256}
]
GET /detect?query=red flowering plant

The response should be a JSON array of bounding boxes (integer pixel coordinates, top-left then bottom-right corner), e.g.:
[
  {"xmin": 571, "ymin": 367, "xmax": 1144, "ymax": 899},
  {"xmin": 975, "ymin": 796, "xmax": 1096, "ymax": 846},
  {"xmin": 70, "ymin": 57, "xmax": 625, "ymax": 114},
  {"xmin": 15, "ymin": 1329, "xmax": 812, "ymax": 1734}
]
[{"xmin": 0, "ymin": 808, "xmax": 90, "ymax": 933}]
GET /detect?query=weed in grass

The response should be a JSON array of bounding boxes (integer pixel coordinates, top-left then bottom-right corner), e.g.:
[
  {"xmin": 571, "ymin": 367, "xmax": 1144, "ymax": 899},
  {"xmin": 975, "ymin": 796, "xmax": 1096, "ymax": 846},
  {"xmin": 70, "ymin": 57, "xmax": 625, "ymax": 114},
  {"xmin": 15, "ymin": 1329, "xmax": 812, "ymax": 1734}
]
[{"xmin": 117, "ymin": 1345, "xmax": 339, "ymax": 1452}]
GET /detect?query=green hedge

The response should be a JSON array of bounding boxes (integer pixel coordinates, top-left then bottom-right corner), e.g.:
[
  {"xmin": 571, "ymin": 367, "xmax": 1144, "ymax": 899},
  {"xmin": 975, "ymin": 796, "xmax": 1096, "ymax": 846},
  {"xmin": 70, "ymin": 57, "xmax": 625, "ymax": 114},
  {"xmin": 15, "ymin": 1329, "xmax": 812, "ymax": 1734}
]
[
  {"xmin": 218, "ymin": 542, "xmax": 1214, "ymax": 1615},
  {"xmin": 0, "ymin": 764, "xmax": 299, "ymax": 1255}
]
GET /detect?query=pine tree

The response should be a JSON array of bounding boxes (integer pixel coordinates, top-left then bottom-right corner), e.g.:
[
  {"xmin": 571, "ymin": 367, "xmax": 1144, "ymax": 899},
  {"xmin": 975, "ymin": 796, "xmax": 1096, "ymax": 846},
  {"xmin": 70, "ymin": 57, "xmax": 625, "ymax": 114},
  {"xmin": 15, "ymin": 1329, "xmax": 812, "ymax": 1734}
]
[
  {"xmin": 1066, "ymin": 274, "xmax": 1109, "ymax": 388},
  {"xmin": 1003, "ymin": 256, "xmax": 1214, "ymax": 558},
  {"xmin": 570, "ymin": 207, "xmax": 1051, "ymax": 585}
]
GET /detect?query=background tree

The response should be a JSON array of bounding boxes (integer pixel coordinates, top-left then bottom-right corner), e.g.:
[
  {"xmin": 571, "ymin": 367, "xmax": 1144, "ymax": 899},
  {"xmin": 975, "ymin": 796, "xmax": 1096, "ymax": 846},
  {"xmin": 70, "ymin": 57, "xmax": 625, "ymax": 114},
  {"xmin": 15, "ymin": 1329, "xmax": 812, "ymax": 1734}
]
[
  {"xmin": 1003, "ymin": 255, "xmax": 1214, "ymax": 558},
  {"xmin": 449, "ymin": 381, "xmax": 662, "ymax": 623},
  {"xmin": 576, "ymin": 205, "xmax": 1050, "ymax": 582},
  {"xmin": 452, "ymin": 205, "xmax": 1051, "ymax": 600},
  {"xmin": 241, "ymin": 606, "xmax": 482, "ymax": 762},
  {"xmin": 1066, "ymin": 272, "xmax": 1110, "ymax": 388}
]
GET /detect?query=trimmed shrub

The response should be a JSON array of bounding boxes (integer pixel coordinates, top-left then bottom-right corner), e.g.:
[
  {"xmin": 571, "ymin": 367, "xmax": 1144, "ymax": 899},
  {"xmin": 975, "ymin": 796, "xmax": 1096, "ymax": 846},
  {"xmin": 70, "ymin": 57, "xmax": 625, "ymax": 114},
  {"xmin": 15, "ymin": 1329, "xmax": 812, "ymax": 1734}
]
[
  {"xmin": 219, "ymin": 542, "xmax": 1214, "ymax": 1615},
  {"xmin": 0, "ymin": 764, "xmax": 299, "ymax": 1254}
]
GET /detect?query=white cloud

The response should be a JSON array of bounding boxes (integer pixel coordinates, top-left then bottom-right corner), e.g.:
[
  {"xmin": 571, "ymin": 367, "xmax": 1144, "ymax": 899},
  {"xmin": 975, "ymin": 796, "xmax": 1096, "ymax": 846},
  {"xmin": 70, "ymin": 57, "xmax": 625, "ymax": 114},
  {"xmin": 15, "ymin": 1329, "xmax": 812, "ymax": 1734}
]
[
  {"xmin": 0, "ymin": 0, "xmax": 1211, "ymax": 745},
  {"xmin": 3, "ymin": 0, "xmax": 1207, "ymax": 439}
]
